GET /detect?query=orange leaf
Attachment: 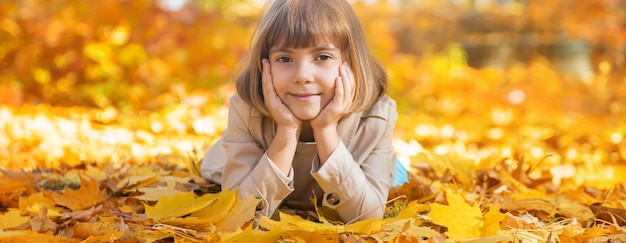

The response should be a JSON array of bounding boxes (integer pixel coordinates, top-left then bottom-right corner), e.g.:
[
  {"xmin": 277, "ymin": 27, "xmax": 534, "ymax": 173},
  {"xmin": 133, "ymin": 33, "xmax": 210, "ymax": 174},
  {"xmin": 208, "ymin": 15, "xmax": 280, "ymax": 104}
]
[
  {"xmin": 43, "ymin": 176, "xmax": 106, "ymax": 211},
  {"xmin": 18, "ymin": 192, "xmax": 63, "ymax": 217},
  {"xmin": 0, "ymin": 169, "xmax": 31, "ymax": 194}
]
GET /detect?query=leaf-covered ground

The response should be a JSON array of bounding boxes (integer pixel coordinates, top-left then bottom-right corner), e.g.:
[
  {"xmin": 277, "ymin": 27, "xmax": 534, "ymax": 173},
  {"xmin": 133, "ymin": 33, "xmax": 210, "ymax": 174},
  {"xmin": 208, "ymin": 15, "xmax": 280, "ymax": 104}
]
[
  {"xmin": 2, "ymin": 0, "xmax": 626, "ymax": 242},
  {"xmin": 1, "ymin": 53, "xmax": 626, "ymax": 242}
]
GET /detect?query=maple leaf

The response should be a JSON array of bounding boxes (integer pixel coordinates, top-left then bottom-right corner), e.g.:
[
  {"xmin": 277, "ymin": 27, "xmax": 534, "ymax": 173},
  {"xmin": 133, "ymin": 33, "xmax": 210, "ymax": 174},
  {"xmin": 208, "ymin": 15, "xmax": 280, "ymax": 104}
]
[
  {"xmin": 18, "ymin": 192, "xmax": 63, "ymax": 217},
  {"xmin": 116, "ymin": 174, "xmax": 159, "ymax": 191},
  {"xmin": 43, "ymin": 176, "xmax": 107, "ymax": 211},
  {"xmin": 393, "ymin": 200, "xmax": 430, "ymax": 220},
  {"xmin": 378, "ymin": 219, "xmax": 441, "ymax": 241},
  {"xmin": 428, "ymin": 191, "xmax": 483, "ymax": 240},
  {"xmin": 190, "ymin": 188, "xmax": 237, "ymax": 221},
  {"xmin": 135, "ymin": 187, "xmax": 187, "ymax": 201},
  {"xmin": 133, "ymin": 176, "xmax": 192, "ymax": 201},
  {"xmin": 214, "ymin": 192, "xmax": 261, "ymax": 232},
  {"xmin": 480, "ymin": 205, "xmax": 505, "ymax": 236},
  {"xmin": 0, "ymin": 169, "xmax": 31, "ymax": 194},
  {"xmin": 144, "ymin": 190, "xmax": 218, "ymax": 220}
]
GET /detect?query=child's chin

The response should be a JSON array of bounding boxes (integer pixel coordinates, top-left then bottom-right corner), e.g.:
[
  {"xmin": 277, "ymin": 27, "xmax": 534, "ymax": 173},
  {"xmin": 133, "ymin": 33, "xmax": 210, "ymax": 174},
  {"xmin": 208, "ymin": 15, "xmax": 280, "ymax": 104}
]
[{"xmin": 294, "ymin": 113, "xmax": 320, "ymax": 121}]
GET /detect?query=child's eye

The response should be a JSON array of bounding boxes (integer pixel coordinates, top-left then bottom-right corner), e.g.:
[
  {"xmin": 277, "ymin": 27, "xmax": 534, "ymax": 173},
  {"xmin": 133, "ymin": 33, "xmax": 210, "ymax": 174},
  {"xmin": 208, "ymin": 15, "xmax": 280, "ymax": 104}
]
[
  {"xmin": 315, "ymin": 54, "xmax": 332, "ymax": 61},
  {"xmin": 276, "ymin": 56, "xmax": 292, "ymax": 63}
]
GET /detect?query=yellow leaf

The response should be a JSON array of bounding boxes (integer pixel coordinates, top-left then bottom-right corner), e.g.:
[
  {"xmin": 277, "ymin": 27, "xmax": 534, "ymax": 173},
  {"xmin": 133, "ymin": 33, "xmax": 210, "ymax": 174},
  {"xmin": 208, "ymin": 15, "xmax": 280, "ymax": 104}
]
[
  {"xmin": 134, "ymin": 187, "xmax": 186, "ymax": 201},
  {"xmin": 43, "ymin": 176, "xmax": 106, "ymax": 211},
  {"xmin": 0, "ymin": 209, "xmax": 29, "ymax": 230},
  {"xmin": 428, "ymin": 192, "xmax": 483, "ymax": 240},
  {"xmin": 269, "ymin": 212, "xmax": 339, "ymax": 232},
  {"xmin": 158, "ymin": 217, "xmax": 215, "ymax": 232},
  {"xmin": 221, "ymin": 222, "xmax": 280, "ymax": 242},
  {"xmin": 392, "ymin": 220, "xmax": 421, "ymax": 243},
  {"xmin": 616, "ymin": 199, "xmax": 626, "ymax": 210},
  {"xmin": 379, "ymin": 219, "xmax": 440, "ymax": 240},
  {"xmin": 393, "ymin": 200, "xmax": 430, "ymax": 220},
  {"xmin": 116, "ymin": 175, "xmax": 158, "ymax": 191},
  {"xmin": 0, "ymin": 230, "xmax": 69, "ymax": 241},
  {"xmin": 189, "ymin": 188, "xmax": 236, "ymax": 221},
  {"xmin": 134, "ymin": 176, "xmax": 191, "ymax": 201},
  {"xmin": 18, "ymin": 192, "xmax": 63, "ymax": 217},
  {"xmin": 144, "ymin": 190, "xmax": 217, "ymax": 220},
  {"xmin": 480, "ymin": 205, "xmax": 505, "ymax": 236},
  {"xmin": 344, "ymin": 217, "xmax": 383, "ymax": 234},
  {"xmin": 215, "ymin": 193, "xmax": 261, "ymax": 232}
]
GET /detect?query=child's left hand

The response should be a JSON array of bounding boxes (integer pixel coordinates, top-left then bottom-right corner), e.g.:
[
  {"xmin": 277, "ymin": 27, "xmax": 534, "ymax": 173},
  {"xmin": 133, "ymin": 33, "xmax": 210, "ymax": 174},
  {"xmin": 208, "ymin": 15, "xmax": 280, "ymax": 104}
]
[{"xmin": 311, "ymin": 62, "xmax": 355, "ymax": 129}]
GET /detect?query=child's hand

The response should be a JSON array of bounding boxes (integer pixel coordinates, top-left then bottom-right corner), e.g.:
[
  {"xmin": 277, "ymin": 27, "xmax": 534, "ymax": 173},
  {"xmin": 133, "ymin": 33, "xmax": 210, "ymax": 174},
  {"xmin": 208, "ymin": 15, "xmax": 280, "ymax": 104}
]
[
  {"xmin": 262, "ymin": 59, "xmax": 301, "ymax": 129},
  {"xmin": 311, "ymin": 61, "xmax": 355, "ymax": 129}
]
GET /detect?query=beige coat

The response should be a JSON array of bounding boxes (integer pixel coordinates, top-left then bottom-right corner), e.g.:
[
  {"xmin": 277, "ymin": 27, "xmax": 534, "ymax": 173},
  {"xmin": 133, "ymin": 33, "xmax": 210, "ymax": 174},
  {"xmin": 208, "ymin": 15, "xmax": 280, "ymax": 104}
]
[{"xmin": 200, "ymin": 94, "xmax": 398, "ymax": 222}]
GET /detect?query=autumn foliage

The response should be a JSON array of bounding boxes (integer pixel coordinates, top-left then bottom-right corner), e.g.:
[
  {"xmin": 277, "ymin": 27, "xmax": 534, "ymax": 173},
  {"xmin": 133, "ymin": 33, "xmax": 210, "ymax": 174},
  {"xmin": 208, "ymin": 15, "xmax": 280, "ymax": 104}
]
[{"xmin": 1, "ymin": 0, "xmax": 626, "ymax": 242}]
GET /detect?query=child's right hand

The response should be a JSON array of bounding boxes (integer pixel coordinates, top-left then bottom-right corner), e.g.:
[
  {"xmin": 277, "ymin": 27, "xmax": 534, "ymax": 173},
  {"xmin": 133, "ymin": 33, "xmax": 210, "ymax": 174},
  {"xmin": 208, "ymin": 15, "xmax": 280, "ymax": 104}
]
[{"xmin": 262, "ymin": 59, "xmax": 302, "ymax": 130}]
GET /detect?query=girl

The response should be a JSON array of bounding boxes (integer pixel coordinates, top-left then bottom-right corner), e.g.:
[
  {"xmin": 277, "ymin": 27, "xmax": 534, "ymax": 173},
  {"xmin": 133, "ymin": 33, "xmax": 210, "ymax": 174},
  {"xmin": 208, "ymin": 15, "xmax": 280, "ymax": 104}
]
[{"xmin": 200, "ymin": 0, "xmax": 398, "ymax": 223}]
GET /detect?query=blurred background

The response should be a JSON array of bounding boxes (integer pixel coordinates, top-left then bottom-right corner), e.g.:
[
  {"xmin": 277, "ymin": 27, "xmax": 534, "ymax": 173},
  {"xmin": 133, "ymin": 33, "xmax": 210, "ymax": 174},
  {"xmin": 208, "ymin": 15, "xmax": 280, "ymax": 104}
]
[
  {"xmin": 1, "ymin": 0, "xmax": 626, "ymax": 182},
  {"xmin": 2, "ymin": 0, "xmax": 624, "ymax": 109}
]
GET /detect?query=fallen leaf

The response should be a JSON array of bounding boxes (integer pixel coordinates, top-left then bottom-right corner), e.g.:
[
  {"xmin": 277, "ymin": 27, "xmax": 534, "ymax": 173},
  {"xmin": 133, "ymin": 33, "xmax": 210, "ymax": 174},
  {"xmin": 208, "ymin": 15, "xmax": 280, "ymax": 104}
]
[
  {"xmin": 379, "ymin": 219, "xmax": 440, "ymax": 241},
  {"xmin": 500, "ymin": 212, "xmax": 541, "ymax": 230},
  {"xmin": 501, "ymin": 196, "xmax": 594, "ymax": 223},
  {"xmin": 134, "ymin": 186, "xmax": 187, "ymax": 201},
  {"xmin": 480, "ymin": 205, "xmax": 505, "ymax": 236},
  {"xmin": 590, "ymin": 202, "xmax": 626, "ymax": 226},
  {"xmin": 117, "ymin": 175, "xmax": 158, "ymax": 191},
  {"xmin": 214, "ymin": 193, "xmax": 261, "ymax": 232},
  {"xmin": 344, "ymin": 217, "xmax": 383, "ymax": 234},
  {"xmin": 0, "ymin": 209, "xmax": 30, "ymax": 230},
  {"xmin": 393, "ymin": 201, "xmax": 430, "ymax": 220},
  {"xmin": 29, "ymin": 207, "xmax": 58, "ymax": 233},
  {"xmin": 0, "ymin": 169, "xmax": 31, "ymax": 194},
  {"xmin": 144, "ymin": 190, "xmax": 217, "ymax": 220},
  {"xmin": 392, "ymin": 220, "xmax": 424, "ymax": 242},
  {"xmin": 43, "ymin": 176, "xmax": 106, "ymax": 211},
  {"xmin": 428, "ymin": 191, "xmax": 483, "ymax": 240},
  {"xmin": 190, "ymin": 188, "xmax": 236, "ymax": 221},
  {"xmin": 72, "ymin": 221, "xmax": 125, "ymax": 240},
  {"xmin": 18, "ymin": 192, "xmax": 63, "ymax": 217}
]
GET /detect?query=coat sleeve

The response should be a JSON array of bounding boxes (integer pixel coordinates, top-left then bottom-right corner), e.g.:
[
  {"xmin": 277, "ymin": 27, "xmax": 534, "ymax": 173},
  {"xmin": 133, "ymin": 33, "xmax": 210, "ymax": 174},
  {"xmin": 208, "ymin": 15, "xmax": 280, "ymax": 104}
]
[
  {"xmin": 311, "ymin": 98, "xmax": 398, "ymax": 223},
  {"xmin": 201, "ymin": 96, "xmax": 293, "ymax": 216},
  {"xmin": 212, "ymin": 95, "xmax": 294, "ymax": 216}
]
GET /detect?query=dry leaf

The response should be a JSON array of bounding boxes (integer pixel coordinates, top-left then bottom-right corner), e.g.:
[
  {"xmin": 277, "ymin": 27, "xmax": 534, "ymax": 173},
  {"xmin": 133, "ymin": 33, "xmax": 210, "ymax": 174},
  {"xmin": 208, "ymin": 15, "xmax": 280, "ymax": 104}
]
[{"xmin": 43, "ymin": 176, "xmax": 106, "ymax": 211}]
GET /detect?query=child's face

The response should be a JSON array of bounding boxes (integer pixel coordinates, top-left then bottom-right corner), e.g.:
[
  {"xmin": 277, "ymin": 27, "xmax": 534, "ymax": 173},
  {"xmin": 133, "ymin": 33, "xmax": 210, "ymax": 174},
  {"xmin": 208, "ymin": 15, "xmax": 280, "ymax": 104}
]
[{"xmin": 268, "ymin": 43, "xmax": 344, "ymax": 120}]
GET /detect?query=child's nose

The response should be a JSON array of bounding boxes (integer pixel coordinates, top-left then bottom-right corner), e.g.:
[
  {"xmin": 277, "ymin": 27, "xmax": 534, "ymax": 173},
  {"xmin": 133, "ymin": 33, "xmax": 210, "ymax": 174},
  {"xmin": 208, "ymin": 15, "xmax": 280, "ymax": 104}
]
[{"xmin": 293, "ymin": 63, "xmax": 313, "ymax": 84}]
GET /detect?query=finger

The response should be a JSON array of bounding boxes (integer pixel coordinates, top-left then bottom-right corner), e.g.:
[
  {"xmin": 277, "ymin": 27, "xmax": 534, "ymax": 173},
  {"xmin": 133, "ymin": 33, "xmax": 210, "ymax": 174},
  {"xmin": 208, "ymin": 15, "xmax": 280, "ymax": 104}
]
[
  {"xmin": 262, "ymin": 59, "xmax": 273, "ymax": 101},
  {"xmin": 341, "ymin": 62, "xmax": 355, "ymax": 99},
  {"xmin": 341, "ymin": 64, "xmax": 354, "ymax": 104},
  {"xmin": 342, "ymin": 61, "xmax": 354, "ymax": 82},
  {"xmin": 335, "ymin": 76, "xmax": 344, "ymax": 108}
]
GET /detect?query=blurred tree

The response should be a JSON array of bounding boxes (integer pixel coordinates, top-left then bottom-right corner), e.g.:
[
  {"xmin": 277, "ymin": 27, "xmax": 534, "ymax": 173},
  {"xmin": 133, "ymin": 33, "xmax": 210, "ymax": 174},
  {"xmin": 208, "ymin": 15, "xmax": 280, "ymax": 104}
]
[
  {"xmin": 0, "ymin": 0, "xmax": 257, "ymax": 110},
  {"xmin": 1, "ymin": 0, "xmax": 624, "ymax": 109}
]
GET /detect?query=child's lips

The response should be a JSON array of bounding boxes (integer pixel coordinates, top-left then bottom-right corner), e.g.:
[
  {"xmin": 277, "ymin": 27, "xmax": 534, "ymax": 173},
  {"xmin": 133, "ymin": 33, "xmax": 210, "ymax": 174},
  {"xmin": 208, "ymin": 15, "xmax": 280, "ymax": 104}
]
[{"xmin": 290, "ymin": 93, "xmax": 319, "ymax": 101}]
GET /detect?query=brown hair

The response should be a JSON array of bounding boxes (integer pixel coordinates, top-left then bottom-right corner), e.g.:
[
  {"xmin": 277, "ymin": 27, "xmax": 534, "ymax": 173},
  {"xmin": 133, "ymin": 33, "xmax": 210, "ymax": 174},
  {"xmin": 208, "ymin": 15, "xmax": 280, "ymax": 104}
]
[{"xmin": 235, "ymin": 0, "xmax": 387, "ymax": 116}]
